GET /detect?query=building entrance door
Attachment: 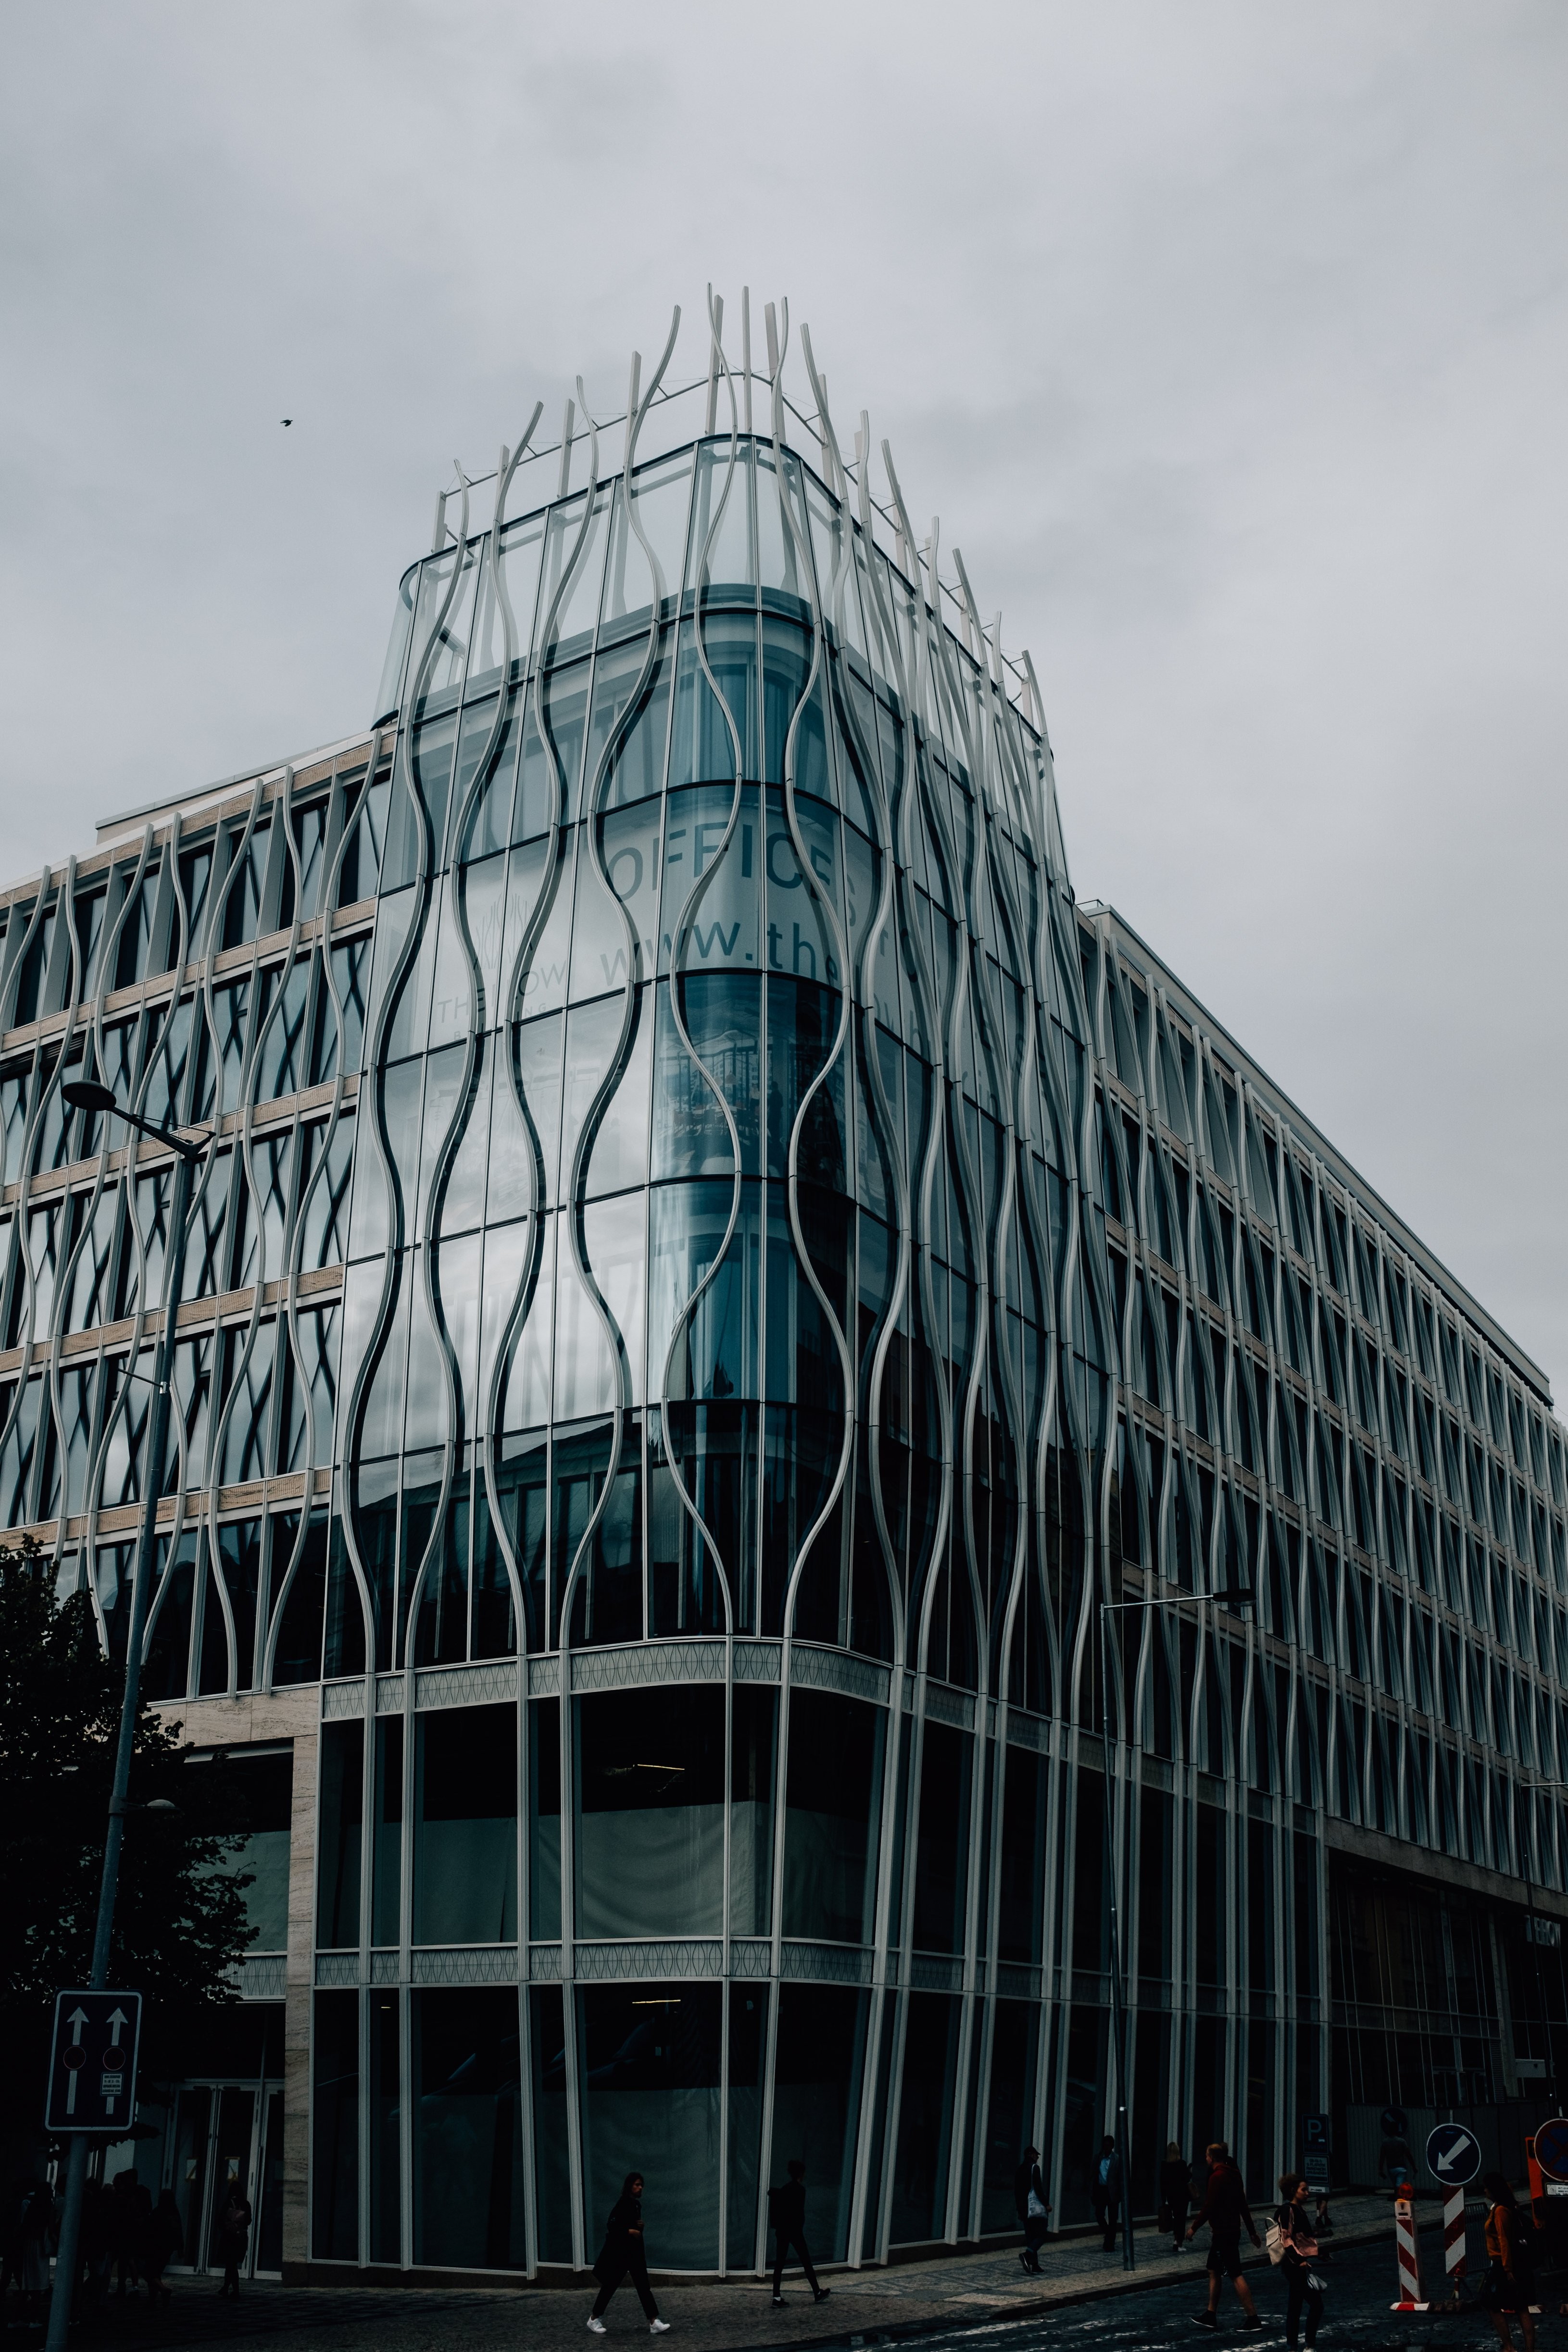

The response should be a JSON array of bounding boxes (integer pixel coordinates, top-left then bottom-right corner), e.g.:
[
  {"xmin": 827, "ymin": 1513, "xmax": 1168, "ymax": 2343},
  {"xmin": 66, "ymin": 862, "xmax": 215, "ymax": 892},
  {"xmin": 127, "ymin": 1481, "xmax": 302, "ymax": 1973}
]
[{"xmin": 167, "ymin": 2079, "xmax": 284, "ymax": 2278}]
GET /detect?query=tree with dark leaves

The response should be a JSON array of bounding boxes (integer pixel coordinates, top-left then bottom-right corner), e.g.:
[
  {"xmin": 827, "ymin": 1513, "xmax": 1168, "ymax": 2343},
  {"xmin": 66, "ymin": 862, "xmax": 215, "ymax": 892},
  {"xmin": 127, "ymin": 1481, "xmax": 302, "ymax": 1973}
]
[{"xmin": 0, "ymin": 1538, "xmax": 256, "ymax": 2155}]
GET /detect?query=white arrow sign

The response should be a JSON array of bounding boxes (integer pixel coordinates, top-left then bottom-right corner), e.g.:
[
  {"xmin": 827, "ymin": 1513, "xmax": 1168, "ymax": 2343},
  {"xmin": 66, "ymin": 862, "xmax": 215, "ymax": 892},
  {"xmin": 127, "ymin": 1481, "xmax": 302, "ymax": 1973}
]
[
  {"xmin": 107, "ymin": 2007, "xmax": 127, "ymax": 2034},
  {"xmin": 1435, "ymin": 2136, "xmax": 1475, "ymax": 2175},
  {"xmin": 65, "ymin": 2007, "xmax": 89, "ymax": 2114}
]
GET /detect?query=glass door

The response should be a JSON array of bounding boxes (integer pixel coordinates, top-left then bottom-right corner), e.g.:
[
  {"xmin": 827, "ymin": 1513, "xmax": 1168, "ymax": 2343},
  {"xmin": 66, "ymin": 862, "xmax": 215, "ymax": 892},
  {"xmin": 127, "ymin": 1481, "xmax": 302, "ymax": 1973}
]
[
  {"xmin": 206, "ymin": 2087, "xmax": 257, "ymax": 2270},
  {"xmin": 164, "ymin": 2080, "xmax": 283, "ymax": 2278},
  {"xmin": 170, "ymin": 2086, "xmax": 213, "ymax": 2273}
]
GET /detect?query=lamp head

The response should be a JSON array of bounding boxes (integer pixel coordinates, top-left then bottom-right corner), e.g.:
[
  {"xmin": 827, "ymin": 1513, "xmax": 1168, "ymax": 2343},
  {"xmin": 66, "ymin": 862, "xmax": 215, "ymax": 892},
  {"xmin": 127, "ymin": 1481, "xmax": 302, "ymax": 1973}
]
[{"xmin": 63, "ymin": 1078, "xmax": 117, "ymax": 1114}]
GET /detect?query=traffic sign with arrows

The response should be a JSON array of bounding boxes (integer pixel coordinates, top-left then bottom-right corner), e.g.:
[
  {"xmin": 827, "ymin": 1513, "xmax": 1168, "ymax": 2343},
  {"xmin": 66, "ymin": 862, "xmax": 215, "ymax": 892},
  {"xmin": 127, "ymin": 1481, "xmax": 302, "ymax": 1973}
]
[
  {"xmin": 44, "ymin": 1990, "xmax": 142, "ymax": 2134},
  {"xmin": 1426, "ymin": 2121, "xmax": 1482, "ymax": 2186}
]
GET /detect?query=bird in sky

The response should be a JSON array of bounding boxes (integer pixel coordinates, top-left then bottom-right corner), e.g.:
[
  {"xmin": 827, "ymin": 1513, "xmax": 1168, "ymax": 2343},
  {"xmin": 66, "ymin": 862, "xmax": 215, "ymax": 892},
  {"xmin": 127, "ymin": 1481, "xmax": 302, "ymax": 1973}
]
[{"xmin": 281, "ymin": 418, "xmax": 292, "ymax": 427}]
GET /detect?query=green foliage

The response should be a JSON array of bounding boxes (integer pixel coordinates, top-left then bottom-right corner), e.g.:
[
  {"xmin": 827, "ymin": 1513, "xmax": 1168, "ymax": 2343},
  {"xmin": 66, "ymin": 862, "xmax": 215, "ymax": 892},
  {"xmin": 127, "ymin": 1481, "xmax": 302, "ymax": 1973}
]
[{"xmin": 0, "ymin": 1538, "xmax": 257, "ymax": 2112}]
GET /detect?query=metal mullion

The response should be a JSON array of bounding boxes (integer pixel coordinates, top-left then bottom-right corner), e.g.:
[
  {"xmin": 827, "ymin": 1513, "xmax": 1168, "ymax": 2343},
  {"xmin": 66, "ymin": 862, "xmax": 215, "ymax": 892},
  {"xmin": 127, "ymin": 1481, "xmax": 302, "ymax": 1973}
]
[{"xmin": 399, "ymin": 1679, "xmax": 414, "ymax": 2270}]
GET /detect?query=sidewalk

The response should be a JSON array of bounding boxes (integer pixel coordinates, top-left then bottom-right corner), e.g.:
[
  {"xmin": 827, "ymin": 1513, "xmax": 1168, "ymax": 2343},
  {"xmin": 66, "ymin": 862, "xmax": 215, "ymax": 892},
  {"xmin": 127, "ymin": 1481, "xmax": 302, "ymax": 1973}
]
[{"xmin": 50, "ymin": 2194, "xmax": 1420, "ymax": 2352}]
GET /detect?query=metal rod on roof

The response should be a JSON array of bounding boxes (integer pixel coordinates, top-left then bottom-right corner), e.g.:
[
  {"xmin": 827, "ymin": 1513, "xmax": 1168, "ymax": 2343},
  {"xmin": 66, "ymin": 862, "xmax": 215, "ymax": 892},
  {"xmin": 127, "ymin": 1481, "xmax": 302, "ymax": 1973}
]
[
  {"xmin": 705, "ymin": 296, "xmax": 723, "ymax": 435},
  {"xmin": 741, "ymin": 288, "xmax": 752, "ymax": 437},
  {"xmin": 557, "ymin": 399, "xmax": 576, "ymax": 499}
]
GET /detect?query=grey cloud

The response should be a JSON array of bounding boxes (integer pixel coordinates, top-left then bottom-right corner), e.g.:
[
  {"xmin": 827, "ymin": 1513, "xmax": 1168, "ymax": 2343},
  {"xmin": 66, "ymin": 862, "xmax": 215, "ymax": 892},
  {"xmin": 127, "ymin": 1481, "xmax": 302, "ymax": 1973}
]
[{"xmin": 0, "ymin": 0, "xmax": 1563, "ymax": 1386}]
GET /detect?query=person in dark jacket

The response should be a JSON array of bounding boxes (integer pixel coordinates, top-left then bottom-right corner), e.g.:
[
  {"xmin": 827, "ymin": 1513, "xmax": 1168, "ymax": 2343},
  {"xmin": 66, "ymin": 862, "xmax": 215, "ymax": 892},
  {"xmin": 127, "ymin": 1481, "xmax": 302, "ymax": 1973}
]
[
  {"xmin": 588, "ymin": 2174, "xmax": 670, "ymax": 2335},
  {"xmin": 1160, "ymin": 2143, "xmax": 1191, "ymax": 2254},
  {"xmin": 1275, "ymin": 2174, "xmax": 1327, "ymax": 2348},
  {"xmin": 1013, "ymin": 2146, "xmax": 1049, "ymax": 2274},
  {"xmin": 768, "ymin": 2161, "xmax": 828, "ymax": 2306},
  {"xmin": 1091, "ymin": 2137, "xmax": 1123, "ymax": 2254},
  {"xmin": 1481, "ymin": 2172, "xmax": 1535, "ymax": 2352},
  {"xmin": 215, "ymin": 2186, "xmax": 251, "ymax": 2298},
  {"xmin": 1186, "ymin": 2141, "xmax": 1261, "ymax": 2327}
]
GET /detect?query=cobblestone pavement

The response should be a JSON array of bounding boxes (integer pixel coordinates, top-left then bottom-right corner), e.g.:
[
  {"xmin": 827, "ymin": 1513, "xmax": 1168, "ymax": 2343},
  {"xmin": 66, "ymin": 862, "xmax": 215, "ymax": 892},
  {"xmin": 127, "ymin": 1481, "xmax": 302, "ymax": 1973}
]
[{"xmin": 9, "ymin": 2197, "xmax": 1491, "ymax": 2352}]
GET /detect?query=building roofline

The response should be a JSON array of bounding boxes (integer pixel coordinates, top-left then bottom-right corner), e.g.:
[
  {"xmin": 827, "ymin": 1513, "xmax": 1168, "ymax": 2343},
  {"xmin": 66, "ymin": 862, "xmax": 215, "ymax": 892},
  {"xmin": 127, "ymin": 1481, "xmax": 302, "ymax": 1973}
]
[
  {"xmin": 1080, "ymin": 899, "xmax": 1555, "ymax": 1410},
  {"xmin": 94, "ymin": 730, "xmax": 377, "ymax": 846}
]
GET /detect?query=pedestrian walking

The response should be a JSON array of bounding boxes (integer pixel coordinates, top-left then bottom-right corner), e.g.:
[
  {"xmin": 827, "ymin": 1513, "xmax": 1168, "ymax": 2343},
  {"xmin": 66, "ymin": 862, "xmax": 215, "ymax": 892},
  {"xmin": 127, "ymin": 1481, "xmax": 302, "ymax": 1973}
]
[
  {"xmin": 1091, "ymin": 2135, "xmax": 1123, "ymax": 2253},
  {"xmin": 767, "ymin": 2160, "xmax": 829, "ymax": 2306},
  {"xmin": 1013, "ymin": 2145, "xmax": 1050, "ymax": 2274},
  {"xmin": 587, "ymin": 2172, "xmax": 670, "ymax": 2336},
  {"xmin": 1186, "ymin": 2141, "xmax": 1262, "ymax": 2328},
  {"xmin": 1274, "ymin": 2174, "xmax": 1327, "ymax": 2349},
  {"xmin": 1480, "ymin": 2172, "xmax": 1536, "ymax": 2352},
  {"xmin": 1160, "ymin": 2143, "xmax": 1191, "ymax": 2254},
  {"xmin": 215, "ymin": 2184, "xmax": 251, "ymax": 2298}
]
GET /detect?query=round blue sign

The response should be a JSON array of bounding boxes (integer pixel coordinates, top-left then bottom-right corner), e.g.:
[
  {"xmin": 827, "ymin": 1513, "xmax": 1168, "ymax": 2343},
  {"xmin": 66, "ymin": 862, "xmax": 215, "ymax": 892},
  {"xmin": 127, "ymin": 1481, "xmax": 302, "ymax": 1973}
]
[
  {"xmin": 1534, "ymin": 2118, "xmax": 1568, "ymax": 2185},
  {"xmin": 1426, "ymin": 2122, "xmax": 1481, "ymax": 2185},
  {"xmin": 1381, "ymin": 2106, "xmax": 1409, "ymax": 2139}
]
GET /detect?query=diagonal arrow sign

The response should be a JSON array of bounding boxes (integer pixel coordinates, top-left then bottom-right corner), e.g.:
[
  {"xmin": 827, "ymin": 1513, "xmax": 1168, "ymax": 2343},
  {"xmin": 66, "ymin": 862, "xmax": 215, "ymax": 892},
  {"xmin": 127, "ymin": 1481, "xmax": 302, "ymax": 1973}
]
[{"xmin": 1435, "ymin": 2137, "xmax": 1472, "ymax": 2175}]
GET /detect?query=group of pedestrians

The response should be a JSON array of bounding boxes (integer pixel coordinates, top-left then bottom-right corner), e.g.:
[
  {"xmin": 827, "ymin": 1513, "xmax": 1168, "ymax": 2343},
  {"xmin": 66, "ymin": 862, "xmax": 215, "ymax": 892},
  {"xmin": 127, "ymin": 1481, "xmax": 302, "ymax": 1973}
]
[
  {"xmin": 1013, "ymin": 2138, "xmax": 1326, "ymax": 2339},
  {"xmin": 0, "ymin": 2167, "xmax": 255, "ymax": 2322}
]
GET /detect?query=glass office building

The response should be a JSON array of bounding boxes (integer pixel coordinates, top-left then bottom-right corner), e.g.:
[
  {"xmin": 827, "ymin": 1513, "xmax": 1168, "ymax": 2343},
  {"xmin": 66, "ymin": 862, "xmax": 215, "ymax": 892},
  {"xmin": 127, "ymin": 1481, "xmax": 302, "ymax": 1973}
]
[{"xmin": 5, "ymin": 304, "xmax": 1567, "ymax": 2282}]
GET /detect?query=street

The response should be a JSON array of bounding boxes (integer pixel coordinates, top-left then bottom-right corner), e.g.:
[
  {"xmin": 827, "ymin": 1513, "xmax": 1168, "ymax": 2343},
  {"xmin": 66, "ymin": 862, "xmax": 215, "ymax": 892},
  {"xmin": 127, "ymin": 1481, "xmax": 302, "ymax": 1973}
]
[{"xmin": 2, "ymin": 2221, "xmax": 1543, "ymax": 2352}]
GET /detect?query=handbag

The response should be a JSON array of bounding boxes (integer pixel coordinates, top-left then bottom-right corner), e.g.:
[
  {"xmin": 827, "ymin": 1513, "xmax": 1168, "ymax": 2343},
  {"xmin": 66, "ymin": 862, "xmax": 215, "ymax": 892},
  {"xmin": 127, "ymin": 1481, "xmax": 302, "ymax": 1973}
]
[{"xmin": 1264, "ymin": 2221, "xmax": 1287, "ymax": 2266}]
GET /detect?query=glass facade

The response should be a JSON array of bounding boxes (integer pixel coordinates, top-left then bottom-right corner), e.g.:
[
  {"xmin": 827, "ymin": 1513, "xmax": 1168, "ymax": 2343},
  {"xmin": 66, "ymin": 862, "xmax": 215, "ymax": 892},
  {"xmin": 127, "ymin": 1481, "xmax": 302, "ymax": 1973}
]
[{"xmin": 4, "ymin": 311, "xmax": 1567, "ymax": 2274}]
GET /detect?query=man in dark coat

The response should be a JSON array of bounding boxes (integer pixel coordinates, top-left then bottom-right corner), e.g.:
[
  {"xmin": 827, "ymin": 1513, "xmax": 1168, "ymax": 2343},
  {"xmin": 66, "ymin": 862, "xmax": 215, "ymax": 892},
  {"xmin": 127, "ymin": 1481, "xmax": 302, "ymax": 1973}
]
[
  {"xmin": 768, "ymin": 2162, "xmax": 828, "ymax": 2306},
  {"xmin": 1013, "ymin": 2146, "xmax": 1049, "ymax": 2273},
  {"xmin": 1186, "ymin": 2140, "xmax": 1262, "ymax": 2327}
]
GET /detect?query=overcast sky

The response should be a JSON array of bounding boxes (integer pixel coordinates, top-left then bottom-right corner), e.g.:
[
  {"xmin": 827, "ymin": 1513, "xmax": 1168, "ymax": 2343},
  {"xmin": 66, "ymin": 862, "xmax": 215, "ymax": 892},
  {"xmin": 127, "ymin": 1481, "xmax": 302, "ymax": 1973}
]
[{"xmin": 2, "ymin": 1, "xmax": 1564, "ymax": 1399}]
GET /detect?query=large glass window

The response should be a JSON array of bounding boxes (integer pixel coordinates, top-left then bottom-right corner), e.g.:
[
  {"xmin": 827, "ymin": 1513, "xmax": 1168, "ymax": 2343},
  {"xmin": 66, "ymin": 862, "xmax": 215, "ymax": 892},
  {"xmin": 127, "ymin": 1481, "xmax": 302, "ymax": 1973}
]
[
  {"xmin": 411, "ymin": 1987, "xmax": 525, "ymax": 2269},
  {"xmin": 768, "ymin": 1983, "xmax": 868, "ymax": 2263},
  {"xmin": 413, "ymin": 1703, "xmax": 517, "ymax": 1944},
  {"xmin": 578, "ymin": 1981, "xmax": 722, "ymax": 2271},
  {"xmin": 889, "ymin": 1992, "xmax": 961, "ymax": 2245},
  {"xmin": 782, "ymin": 1690, "xmax": 883, "ymax": 1944},
  {"xmin": 315, "ymin": 1719, "xmax": 363, "ymax": 1950},
  {"xmin": 575, "ymin": 1684, "xmax": 724, "ymax": 1938},
  {"xmin": 311, "ymin": 1989, "xmax": 358, "ymax": 2260}
]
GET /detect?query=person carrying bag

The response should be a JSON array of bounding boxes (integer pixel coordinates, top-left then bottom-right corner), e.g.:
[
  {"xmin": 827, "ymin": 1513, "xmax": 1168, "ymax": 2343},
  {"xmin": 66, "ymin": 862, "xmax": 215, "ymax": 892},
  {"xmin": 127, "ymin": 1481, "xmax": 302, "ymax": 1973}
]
[
  {"xmin": 1271, "ymin": 2173, "xmax": 1327, "ymax": 2349},
  {"xmin": 587, "ymin": 2173, "xmax": 670, "ymax": 2337},
  {"xmin": 1480, "ymin": 2173, "xmax": 1535, "ymax": 2352}
]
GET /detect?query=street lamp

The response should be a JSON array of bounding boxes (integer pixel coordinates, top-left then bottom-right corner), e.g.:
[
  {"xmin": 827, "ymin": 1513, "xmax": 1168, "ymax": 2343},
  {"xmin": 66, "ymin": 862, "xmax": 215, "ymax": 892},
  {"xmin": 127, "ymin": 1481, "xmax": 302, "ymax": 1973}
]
[
  {"xmin": 1098, "ymin": 1578, "xmax": 1254, "ymax": 2270},
  {"xmin": 45, "ymin": 1079, "xmax": 208, "ymax": 2352}
]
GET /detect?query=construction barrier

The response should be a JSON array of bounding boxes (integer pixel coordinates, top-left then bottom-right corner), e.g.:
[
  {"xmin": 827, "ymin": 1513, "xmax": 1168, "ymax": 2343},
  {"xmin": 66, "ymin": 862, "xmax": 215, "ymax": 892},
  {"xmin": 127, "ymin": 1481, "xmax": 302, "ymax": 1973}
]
[
  {"xmin": 1392, "ymin": 2191, "xmax": 1539, "ymax": 2317},
  {"xmin": 1443, "ymin": 2186, "xmax": 1467, "ymax": 2286},
  {"xmin": 1393, "ymin": 2195, "xmax": 1422, "ymax": 2309}
]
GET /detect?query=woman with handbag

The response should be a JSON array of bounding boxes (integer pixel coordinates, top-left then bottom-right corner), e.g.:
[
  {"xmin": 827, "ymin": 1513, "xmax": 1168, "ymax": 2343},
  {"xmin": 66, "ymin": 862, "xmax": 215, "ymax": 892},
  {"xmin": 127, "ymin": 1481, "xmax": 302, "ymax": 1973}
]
[
  {"xmin": 1273, "ymin": 2174, "xmax": 1326, "ymax": 2349},
  {"xmin": 1481, "ymin": 2174, "xmax": 1535, "ymax": 2352}
]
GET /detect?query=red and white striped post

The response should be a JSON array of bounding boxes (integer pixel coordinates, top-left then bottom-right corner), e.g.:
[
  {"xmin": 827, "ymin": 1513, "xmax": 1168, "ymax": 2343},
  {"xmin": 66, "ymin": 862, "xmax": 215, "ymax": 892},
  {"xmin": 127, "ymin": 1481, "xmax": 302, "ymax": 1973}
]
[
  {"xmin": 1393, "ymin": 2194, "xmax": 1423, "ymax": 2309},
  {"xmin": 1443, "ymin": 2187, "xmax": 1467, "ymax": 2291}
]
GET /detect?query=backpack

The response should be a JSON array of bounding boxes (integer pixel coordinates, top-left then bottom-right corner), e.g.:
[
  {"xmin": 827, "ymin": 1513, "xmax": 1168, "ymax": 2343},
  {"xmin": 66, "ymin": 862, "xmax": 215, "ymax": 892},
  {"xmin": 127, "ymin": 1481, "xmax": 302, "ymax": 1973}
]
[{"xmin": 1265, "ymin": 2219, "xmax": 1287, "ymax": 2266}]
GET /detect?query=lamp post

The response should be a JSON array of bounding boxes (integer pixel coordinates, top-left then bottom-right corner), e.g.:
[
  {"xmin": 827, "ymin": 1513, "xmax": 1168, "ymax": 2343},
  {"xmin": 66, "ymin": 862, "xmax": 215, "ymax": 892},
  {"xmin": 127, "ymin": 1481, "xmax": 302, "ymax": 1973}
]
[
  {"xmin": 1098, "ymin": 1578, "xmax": 1254, "ymax": 2271},
  {"xmin": 45, "ymin": 1081, "xmax": 207, "ymax": 2352}
]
